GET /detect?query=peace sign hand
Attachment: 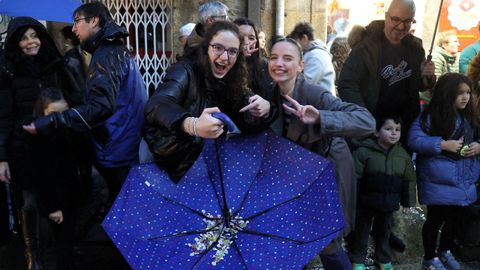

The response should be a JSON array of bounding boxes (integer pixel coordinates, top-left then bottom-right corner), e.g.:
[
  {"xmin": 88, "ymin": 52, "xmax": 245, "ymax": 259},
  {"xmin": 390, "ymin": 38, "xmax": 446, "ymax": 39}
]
[{"xmin": 282, "ymin": 95, "xmax": 320, "ymax": 124}]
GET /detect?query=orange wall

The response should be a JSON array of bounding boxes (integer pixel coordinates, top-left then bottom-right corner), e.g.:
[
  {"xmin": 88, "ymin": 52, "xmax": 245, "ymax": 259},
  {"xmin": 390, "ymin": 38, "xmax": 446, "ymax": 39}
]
[{"xmin": 439, "ymin": 0, "xmax": 480, "ymax": 51}]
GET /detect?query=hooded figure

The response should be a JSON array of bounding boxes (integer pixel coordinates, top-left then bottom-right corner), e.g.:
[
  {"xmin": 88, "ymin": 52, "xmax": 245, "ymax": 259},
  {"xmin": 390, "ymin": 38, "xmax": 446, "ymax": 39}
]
[{"xmin": 0, "ymin": 16, "xmax": 82, "ymax": 270}]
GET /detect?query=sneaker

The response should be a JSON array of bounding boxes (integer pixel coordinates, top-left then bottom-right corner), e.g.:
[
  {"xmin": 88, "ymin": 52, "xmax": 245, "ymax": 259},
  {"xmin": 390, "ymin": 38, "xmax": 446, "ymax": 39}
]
[
  {"xmin": 352, "ymin": 263, "xmax": 366, "ymax": 270},
  {"xmin": 422, "ymin": 257, "xmax": 447, "ymax": 270},
  {"xmin": 378, "ymin": 262, "xmax": 393, "ymax": 270},
  {"xmin": 439, "ymin": 250, "xmax": 460, "ymax": 270}
]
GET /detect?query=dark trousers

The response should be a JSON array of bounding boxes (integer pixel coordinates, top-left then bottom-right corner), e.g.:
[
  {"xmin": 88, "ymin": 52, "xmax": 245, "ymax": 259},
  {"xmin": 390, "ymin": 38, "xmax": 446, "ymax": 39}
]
[
  {"xmin": 22, "ymin": 190, "xmax": 76, "ymax": 270},
  {"xmin": 349, "ymin": 208, "xmax": 393, "ymax": 264},
  {"xmin": 423, "ymin": 205, "xmax": 463, "ymax": 260},
  {"xmin": 49, "ymin": 208, "xmax": 76, "ymax": 270},
  {"xmin": 94, "ymin": 164, "xmax": 131, "ymax": 205}
]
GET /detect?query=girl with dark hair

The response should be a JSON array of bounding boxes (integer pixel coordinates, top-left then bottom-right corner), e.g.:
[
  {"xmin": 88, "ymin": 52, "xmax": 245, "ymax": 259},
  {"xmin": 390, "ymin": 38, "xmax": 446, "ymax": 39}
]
[
  {"xmin": 233, "ymin": 17, "xmax": 274, "ymax": 101},
  {"xmin": 144, "ymin": 21, "xmax": 276, "ymax": 181},
  {"xmin": 30, "ymin": 87, "xmax": 91, "ymax": 270},
  {"xmin": 0, "ymin": 17, "xmax": 83, "ymax": 270},
  {"xmin": 408, "ymin": 73, "xmax": 480, "ymax": 270}
]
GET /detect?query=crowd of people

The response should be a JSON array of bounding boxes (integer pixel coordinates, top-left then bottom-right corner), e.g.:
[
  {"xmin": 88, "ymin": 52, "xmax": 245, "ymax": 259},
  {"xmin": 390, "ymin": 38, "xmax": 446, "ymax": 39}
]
[{"xmin": 0, "ymin": 0, "xmax": 479, "ymax": 269}]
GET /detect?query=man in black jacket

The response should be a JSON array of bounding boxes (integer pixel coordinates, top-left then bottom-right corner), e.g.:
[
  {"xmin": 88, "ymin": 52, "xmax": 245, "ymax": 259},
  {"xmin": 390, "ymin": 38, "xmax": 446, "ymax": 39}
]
[
  {"xmin": 337, "ymin": 0, "xmax": 435, "ymax": 264},
  {"xmin": 23, "ymin": 2, "xmax": 148, "ymax": 206},
  {"xmin": 338, "ymin": 0, "xmax": 435, "ymax": 147}
]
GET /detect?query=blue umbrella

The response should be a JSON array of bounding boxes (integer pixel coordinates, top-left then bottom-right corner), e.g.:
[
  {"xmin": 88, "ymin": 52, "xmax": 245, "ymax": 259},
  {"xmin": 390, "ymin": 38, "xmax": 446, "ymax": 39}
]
[
  {"xmin": 0, "ymin": 0, "xmax": 81, "ymax": 23},
  {"xmin": 103, "ymin": 130, "xmax": 345, "ymax": 270}
]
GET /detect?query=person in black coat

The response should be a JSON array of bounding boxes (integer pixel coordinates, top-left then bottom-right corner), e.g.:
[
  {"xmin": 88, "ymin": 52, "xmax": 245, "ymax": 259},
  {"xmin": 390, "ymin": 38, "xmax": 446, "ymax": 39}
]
[
  {"xmin": 0, "ymin": 16, "xmax": 83, "ymax": 270},
  {"xmin": 32, "ymin": 87, "xmax": 91, "ymax": 270}
]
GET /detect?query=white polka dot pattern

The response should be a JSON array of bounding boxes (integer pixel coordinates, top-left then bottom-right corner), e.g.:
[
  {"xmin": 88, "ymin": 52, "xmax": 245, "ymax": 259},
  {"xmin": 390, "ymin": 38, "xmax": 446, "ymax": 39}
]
[{"xmin": 102, "ymin": 131, "xmax": 345, "ymax": 269}]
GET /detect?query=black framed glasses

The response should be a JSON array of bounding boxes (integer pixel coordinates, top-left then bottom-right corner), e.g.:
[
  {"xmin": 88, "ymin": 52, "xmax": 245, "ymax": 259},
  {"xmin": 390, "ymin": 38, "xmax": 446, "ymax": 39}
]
[
  {"xmin": 209, "ymin": 43, "xmax": 239, "ymax": 58},
  {"xmin": 73, "ymin": 16, "xmax": 93, "ymax": 26},
  {"xmin": 386, "ymin": 13, "xmax": 415, "ymax": 27}
]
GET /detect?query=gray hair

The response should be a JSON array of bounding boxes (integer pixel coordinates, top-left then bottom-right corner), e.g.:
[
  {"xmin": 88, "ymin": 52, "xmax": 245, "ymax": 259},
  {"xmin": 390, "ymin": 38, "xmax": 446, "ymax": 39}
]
[
  {"xmin": 198, "ymin": 1, "xmax": 229, "ymax": 24},
  {"xmin": 388, "ymin": 0, "xmax": 416, "ymax": 15}
]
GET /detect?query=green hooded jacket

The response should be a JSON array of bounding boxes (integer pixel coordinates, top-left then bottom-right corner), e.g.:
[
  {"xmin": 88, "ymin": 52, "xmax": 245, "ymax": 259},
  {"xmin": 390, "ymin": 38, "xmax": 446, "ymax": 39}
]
[{"xmin": 353, "ymin": 138, "xmax": 417, "ymax": 211}]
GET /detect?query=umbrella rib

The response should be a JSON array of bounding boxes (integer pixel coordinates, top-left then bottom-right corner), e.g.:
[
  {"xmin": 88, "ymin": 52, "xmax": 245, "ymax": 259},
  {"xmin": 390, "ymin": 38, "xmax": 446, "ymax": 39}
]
[
  {"xmin": 160, "ymin": 195, "xmax": 214, "ymax": 219},
  {"xmin": 232, "ymin": 241, "xmax": 249, "ymax": 269},
  {"xmin": 239, "ymin": 229, "xmax": 306, "ymax": 244},
  {"xmin": 244, "ymin": 167, "xmax": 329, "ymax": 221},
  {"xmin": 205, "ymin": 157, "xmax": 225, "ymax": 217},
  {"xmin": 233, "ymin": 138, "xmax": 269, "ymax": 217},
  {"xmin": 245, "ymin": 193, "xmax": 301, "ymax": 220},
  {"xmin": 239, "ymin": 226, "xmax": 343, "ymax": 245},
  {"xmin": 214, "ymin": 140, "xmax": 231, "ymax": 221},
  {"xmin": 148, "ymin": 222, "xmax": 223, "ymax": 240}
]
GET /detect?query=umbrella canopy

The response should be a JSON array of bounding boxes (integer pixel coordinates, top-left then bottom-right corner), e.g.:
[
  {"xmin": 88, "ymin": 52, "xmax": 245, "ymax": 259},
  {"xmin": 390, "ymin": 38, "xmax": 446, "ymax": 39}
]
[
  {"xmin": 103, "ymin": 131, "xmax": 345, "ymax": 270},
  {"xmin": 0, "ymin": 0, "xmax": 81, "ymax": 23}
]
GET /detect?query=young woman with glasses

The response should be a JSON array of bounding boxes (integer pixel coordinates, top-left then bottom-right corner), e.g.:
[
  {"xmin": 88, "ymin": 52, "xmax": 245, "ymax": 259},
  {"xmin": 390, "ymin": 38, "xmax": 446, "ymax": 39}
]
[{"xmin": 144, "ymin": 21, "xmax": 277, "ymax": 181}]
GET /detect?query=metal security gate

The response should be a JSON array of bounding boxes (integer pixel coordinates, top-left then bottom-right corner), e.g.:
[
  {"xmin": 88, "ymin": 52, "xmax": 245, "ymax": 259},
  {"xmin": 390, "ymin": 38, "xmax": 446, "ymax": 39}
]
[{"xmin": 86, "ymin": 0, "xmax": 174, "ymax": 93}]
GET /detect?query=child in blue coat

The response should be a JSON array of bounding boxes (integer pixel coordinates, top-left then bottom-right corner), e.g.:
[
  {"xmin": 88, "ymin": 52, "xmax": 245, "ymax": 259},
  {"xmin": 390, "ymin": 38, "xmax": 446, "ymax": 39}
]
[{"xmin": 408, "ymin": 73, "xmax": 480, "ymax": 270}]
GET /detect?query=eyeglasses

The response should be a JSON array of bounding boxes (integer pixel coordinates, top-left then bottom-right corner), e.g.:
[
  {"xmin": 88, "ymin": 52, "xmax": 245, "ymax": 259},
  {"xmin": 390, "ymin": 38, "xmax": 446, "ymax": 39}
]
[
  {"xmin": 209, "ymin": 15, "xmax": 228, "ymax": 21},
  {"xmin": 73, "ymin": 16, "xmax": 93, "ymax": 26},
  {"xmin": 209, "ymin": 43, "xmax": 239, "ymax": 58},
  {"xmin": 386, "ymin": 13, "xmax": 415, "ymax": 27}
]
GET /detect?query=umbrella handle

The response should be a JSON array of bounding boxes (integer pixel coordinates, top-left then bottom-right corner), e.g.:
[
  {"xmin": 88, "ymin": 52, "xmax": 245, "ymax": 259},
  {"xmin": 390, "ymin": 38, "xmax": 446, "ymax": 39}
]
[
  {"xmin": 211, "ymin": 112, "xmax": 241, "ymax": 136},
  {"xmin": 423, "ymin": 55, "xmax": 436, "ymax": 89}
]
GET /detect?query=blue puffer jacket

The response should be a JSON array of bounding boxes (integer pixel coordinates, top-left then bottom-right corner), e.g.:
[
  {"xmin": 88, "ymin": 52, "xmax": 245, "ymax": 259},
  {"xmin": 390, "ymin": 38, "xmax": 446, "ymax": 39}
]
[
  {"xmin": 408, "ymin": 114, "xmax": 479, "ymax": 206},
  {"xmin": 35, "ymin": 21, "xmax": 147, "ymax": 167}
]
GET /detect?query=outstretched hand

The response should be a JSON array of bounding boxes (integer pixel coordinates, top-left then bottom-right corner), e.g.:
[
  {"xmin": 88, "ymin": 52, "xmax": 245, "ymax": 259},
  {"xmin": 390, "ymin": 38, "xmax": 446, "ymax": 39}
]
[
  {"xmin": 282, "ymin": 95, "xmax": 320, "ymax": 124},
  {"xmin": 23, "ymin": 122, "xmax": 37, "ymax": 134}
]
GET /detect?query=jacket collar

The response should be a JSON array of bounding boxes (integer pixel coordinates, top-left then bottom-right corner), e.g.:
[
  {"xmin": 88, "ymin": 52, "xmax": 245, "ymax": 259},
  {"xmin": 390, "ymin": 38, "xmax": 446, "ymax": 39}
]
[{"xmin": 82, "ymin": 20, "xmax": 129, "ymax": 54}]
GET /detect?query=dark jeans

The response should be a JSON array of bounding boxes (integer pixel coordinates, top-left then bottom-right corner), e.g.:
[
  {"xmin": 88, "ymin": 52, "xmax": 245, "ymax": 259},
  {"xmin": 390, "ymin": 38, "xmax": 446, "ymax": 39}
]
[
  {"xmin": 94, "ymin": 164, "xmax": 131, "ymax": 205},
  {"xmin": 349, "ymin": 208, "xmax": 394, "ymax": 264},
  {"xmin": 423, "ymin": 205, "xmax": 463, "ymax": 260}
]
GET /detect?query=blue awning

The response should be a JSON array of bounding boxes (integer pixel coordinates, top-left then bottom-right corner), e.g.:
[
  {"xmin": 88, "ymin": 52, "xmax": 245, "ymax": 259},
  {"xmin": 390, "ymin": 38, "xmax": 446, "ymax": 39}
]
[{"xmin": 0, "ymin": 0, "xmax": 81, "ymax": 23}]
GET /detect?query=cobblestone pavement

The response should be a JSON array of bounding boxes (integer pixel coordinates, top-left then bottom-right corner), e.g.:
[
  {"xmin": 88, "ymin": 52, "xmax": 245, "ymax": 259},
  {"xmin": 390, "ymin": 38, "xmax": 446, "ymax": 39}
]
[{"xmin": 304, "ymin": 207, "xmax": 480, "ymax": 269}]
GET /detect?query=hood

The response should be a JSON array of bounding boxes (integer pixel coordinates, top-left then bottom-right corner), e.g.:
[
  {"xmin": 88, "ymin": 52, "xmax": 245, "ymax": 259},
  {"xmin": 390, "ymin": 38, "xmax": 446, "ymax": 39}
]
[
  {"xmin": 4, "ymin": 16, "xmax": 62, "ymax": 75},
  {"xmin": 83, "ymin": 20, "xmax": 129, "ymax": 54},
  {"xmin": 4, "ymin": 16, "xmax": 60, "ymax": 59},
  {"xmin": 434, "ymin": 46, "xmax": 457, "ymax": 64},
  {"xmin": 304, "ymin": 39, "xmax": 328, "ymax": 54},
  {"xmin": 356, "ymin": 137, "xmax": 391, "ymax": 153}
]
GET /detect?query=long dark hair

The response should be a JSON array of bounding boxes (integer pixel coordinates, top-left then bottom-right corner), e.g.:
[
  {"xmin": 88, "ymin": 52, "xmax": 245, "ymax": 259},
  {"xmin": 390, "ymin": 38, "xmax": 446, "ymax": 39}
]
[
  {"xmin": 233, "ymin": 18, "xmax": 269, "ymax": 96},
  {"xmin": 421, "ymin": 73, "xmax": 477, "ymax": 139},
  {"xmin": 196, "ymin": 21, "xmax": 249, "ymax": 110}
]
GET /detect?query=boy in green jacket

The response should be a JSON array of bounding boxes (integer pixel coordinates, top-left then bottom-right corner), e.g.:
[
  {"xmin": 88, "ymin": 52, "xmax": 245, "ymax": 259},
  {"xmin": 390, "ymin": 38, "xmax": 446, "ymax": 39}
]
[{"xmin": 349, "ymin": 117, "xmax": 417, "ymax": 270}]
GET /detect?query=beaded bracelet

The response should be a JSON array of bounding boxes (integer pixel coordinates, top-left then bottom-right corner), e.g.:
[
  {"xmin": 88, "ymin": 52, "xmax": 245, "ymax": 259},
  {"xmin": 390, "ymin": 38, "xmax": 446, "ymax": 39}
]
[{"xmin": 193, "ymin": 117, "xmax": 199, "ymax": 137}]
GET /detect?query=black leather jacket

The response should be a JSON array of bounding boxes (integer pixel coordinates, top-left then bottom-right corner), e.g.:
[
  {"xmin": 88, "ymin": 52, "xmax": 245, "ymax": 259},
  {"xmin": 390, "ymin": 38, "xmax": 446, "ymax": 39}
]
[{"xmin": 144, "ymin": 60, "xmax": 277, "ymax": 181}]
